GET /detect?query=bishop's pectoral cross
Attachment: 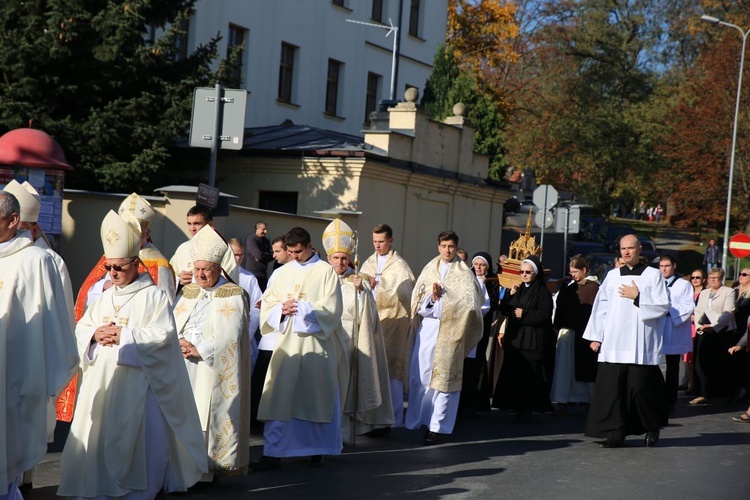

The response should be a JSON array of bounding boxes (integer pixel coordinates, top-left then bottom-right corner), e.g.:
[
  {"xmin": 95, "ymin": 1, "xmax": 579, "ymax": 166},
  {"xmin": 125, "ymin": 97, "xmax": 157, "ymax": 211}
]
[{"xmin": 285, "ymin": 283, "xmax": 307, "ymax": 301}]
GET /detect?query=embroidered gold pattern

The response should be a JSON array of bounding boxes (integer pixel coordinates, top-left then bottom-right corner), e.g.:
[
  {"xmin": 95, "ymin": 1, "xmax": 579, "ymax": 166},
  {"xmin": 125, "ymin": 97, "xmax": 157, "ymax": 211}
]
[
  {"xmin": 173, "ymin": 302, "xmax": 188, "ymax": 316},
  {"xmin": 218, "ymin": 303, "xmax": 236, "ymax": 319},
  {"xmin": 180, "ymin": 284, "xmax": 201, "ymax": 299},
  {"xmin": 214, "ymin": 284, "xmax": 243, "ymax": 299},
  {"xmin": 285, "ymin": 283, "xmax": 307, "ymax": 300},
  {"xmin": 105, "ymin": 228, "xmax": 120, "ymax": 246}
]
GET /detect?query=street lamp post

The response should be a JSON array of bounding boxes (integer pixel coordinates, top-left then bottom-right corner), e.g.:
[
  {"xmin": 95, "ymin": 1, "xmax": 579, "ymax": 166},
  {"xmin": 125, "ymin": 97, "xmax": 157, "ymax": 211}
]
[{"xmin": 701, "ymin": 15, "xmax": 750, "ymax": 277}]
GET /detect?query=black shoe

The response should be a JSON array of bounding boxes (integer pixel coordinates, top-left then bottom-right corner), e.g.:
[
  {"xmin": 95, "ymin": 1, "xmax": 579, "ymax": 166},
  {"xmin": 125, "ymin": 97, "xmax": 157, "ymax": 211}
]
[
  {"xmin": 596, "ymin": 436, "xmax": 624, "ymax": 448},
  {"xmin": 249, "ymin": 455, "xmax": 281, "ymax": 471},
  {"xmin": 423, "ymin": 431, "xmax": 440, "ymax": 446},
  {"xmin": 308, "ymin": 455, "xmax": 324, "ymax": 467},
  {"xmin": 365, "ymin": 427, "xmax": 391, "ymax": 438},
  {"xmin": 645, "ymin": 431, "xmax": 659, "ymax": 447}
]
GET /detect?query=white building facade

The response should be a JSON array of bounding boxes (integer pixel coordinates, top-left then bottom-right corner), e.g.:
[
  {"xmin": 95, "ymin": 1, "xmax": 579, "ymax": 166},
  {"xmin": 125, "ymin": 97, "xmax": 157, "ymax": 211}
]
[{"xmin": 182, "ymin": 0, "xmax": 447, "ymax": 136}]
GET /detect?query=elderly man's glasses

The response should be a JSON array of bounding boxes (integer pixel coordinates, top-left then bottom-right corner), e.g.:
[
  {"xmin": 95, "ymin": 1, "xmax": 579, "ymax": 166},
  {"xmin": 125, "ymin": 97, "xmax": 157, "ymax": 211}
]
[{"xmin": 104, "ymin": 260, "xmax": 136, "ymax": 272}]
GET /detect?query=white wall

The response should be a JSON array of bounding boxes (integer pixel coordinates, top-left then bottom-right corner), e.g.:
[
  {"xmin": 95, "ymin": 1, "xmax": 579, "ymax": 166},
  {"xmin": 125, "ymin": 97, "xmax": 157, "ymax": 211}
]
[{"xmin": 187, "ymin": 0, "xmax": 447, "ymax": 136}]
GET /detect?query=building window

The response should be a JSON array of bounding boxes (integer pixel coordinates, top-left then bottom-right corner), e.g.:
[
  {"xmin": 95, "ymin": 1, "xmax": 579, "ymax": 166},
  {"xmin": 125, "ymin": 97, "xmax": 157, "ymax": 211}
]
[
  {"xmin": 227, "ymin": 24, "xmax": 247, "ymax": 84},
  {"xmin": 259, "ymin": 191, "xmax": 298, "ymax": 214},
  {"xmin": 278, "ymin": 42, "xmax": 297, "ymax": 103},
  {"xmin": 325, "ymin": 59, "xmax": 342, "ymax": 116},
  {"xmin": 174, "ymin": 17, "xmax": 190, "ymax": 61},
  {"xmin": 409, "ymin": 0, "xmax": 421, "ymax": 37},
  {"xmin": 371, "ymin": 0, "xmax": 384, "ymax": 22},
  {"xmin": 365, "ymin": 72, "xmax": 381, "ymax": 123}
]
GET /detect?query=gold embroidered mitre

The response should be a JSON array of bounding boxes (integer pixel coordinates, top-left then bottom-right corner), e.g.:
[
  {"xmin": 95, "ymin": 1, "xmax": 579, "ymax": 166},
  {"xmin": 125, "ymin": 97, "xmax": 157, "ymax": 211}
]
[
  {"xmin": 118, "ymin": 192, "xmax": 155, "ymax": 227},
  {"xmin": 3, "ymin": 179, "xmax": 40, "ymax": 223},
  {"xmin": 322, "ymin": 218, "xmax": 355, "ymax": 256},
  {"xmin": 100, "ymin": 210, "xmax": 141, "ymax": 258},
  {"xmin": 189, "ymin": 224, "xmax": 227, "ymax": 265}
]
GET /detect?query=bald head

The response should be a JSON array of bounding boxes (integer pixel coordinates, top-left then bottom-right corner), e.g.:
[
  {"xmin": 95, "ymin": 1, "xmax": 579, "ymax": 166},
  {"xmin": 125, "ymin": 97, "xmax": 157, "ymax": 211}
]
[{"xmin": 619, "ymin": 234, "xmax": 642, "ymax": 267}]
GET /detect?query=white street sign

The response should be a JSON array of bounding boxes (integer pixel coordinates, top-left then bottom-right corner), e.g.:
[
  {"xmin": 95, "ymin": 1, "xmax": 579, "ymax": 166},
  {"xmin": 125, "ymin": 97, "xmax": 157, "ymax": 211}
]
[
  {"xmin": 533, "ymin": 184, "xmax": 559, "ymax": 210},
  {"xmin": 535, "ymin": 209, "xmax": 554, "ymax": 229}
]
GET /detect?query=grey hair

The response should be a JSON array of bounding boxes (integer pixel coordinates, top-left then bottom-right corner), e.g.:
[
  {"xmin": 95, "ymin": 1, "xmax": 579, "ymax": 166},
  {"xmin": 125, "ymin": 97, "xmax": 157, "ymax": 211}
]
[
  {"xmin": 0, "ymin": 191, "xmax": 20, "ymax": 219},
  {"xmin": 709, "ymin": 267, "xmax": 725, "ymax": 279}
]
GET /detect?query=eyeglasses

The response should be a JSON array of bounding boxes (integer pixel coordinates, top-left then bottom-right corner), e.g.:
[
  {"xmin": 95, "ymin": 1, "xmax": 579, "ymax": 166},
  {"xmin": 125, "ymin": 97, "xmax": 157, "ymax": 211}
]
[
  {"xmin": 740, "ymin": 273, "xmax": 750, "ymax": 277},
  {"xmin": 519, "ymin": 270, "xmax": 534, "ymax": 275},
  {"xmin": 690, "ymin": 276, "xmax": 703, "ymax": 280},
  {"xmin": 104, "ymin": 260, "xmax": 136, "ymax": 272}
]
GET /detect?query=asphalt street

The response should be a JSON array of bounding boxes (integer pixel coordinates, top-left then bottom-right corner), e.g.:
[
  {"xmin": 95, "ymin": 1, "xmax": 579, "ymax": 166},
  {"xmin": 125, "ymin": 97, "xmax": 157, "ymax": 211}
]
[{"xmin": 27, "ymin": 393, "xmax": 750, "ymax": 499}]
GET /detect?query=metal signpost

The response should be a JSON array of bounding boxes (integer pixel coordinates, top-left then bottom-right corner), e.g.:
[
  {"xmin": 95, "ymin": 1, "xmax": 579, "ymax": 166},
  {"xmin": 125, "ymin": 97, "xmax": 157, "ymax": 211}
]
[
  {"xmin": 189, "ymin": 84, "xmax": 248, "ymax": 187},
  {"xmin": 555, "ymin": 207, "xmax": 580, "ymax": 275},
  {"xmin": 533, "ymin": 184, "xmax": 558, "ymax": 258}
]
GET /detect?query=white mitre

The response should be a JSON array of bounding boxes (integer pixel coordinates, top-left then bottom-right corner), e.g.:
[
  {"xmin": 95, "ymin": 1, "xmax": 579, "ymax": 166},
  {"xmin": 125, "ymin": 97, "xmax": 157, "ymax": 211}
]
[
  {"xmin": 100, "ymin": 210, "xmax": 141, "ymax": 258},
  {"xmin": 3, "ymin": 179, "xmax": 40, "ymax": 223},
  {"xmin": 322, "ymin": 218, "xmax": 355, "ymax": 256},
  {"xmin": 189, "ymin": 224, "xmax": 227, "ymax": 266},
  {"xmin": 118, "ymin": 192, "xmax": 156, "ymax": 227}
]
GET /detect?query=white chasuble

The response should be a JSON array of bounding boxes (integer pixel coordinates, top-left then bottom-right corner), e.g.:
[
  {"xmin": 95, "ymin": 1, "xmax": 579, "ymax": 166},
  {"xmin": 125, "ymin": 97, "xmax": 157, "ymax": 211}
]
[
  {"xmin": 173, "ymin": 281, "xmax": 251, "ymax": 474},
  {"xmin": 0, "ymin": 232, "xmax": 78, "ymax": 496},
  {"xmin": 58, "ymin": 274, "xmax": 207, "ymax": 497},
  {"xmin": 339, "ymin": 277, "xmax": 394, "ymax": 440}
]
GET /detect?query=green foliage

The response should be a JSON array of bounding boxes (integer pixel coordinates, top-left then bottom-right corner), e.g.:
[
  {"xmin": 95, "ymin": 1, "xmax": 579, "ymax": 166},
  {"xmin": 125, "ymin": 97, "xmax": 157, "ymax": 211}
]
[
  {"xmin": 0, "ymin": 0, "xmax": 236, "ymax": 192},
  {"xmin": 421, "ymin": 45, "xmax": 508, "ymax": 179}
]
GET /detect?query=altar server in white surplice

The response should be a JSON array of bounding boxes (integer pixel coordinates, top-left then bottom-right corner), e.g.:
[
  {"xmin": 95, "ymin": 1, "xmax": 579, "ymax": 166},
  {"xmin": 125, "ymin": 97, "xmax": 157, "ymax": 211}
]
[
  {"xmin": 173, "ymin": 226, "xmax": 251, "ymax": 477},
  {"xmin": 583, "ymin": 234, "xmax": 670, "ymax": 448},
  {"xmin": 0, "ymin": 190, "xmax": 78, "ymax": 500},
  {"xmin": 323, "ymin": 219, "xmax": 394, "ymax": 442},
  {"xmin": 58, "ymin": 210, "xmax": 207, "ymax": 498},
  {"xmin": 251, "ymin": 227, "xmax": 349, "ymax": 470},
  {"xmin": 405, "ymin": 230, "xmax": 483, "ymax": 446}
]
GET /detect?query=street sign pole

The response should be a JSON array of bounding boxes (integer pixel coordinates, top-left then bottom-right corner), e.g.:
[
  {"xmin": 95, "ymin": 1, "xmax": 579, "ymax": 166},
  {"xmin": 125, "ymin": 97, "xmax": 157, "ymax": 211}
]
[
  {"xmin": 563, "ymin": 208, "xmax": 570, "ymax": 274},
  {"xmin": 209, "ymin": 82, "xmax": 222, "ymax": 187}
]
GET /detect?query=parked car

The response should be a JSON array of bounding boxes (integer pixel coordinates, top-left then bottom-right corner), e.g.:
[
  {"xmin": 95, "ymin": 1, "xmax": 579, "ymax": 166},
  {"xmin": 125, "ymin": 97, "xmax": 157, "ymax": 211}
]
[
  {"xmin": 568, "ymin": 241, "xmax": 608, "ymax": 257},
  {"xmin": 639, "ymin": 237, "xmax": 659, "ymax": 265},
  {"xmin": 598, "ymin": 223, "xmax": 635, "ymax": 251},
  {"xmin": 586, "ymin": 252, "xmax": 617, "ymax": 282},
  {"xmin": 518, "ymin": 199, "xmax": 539, "ymax": 215}
]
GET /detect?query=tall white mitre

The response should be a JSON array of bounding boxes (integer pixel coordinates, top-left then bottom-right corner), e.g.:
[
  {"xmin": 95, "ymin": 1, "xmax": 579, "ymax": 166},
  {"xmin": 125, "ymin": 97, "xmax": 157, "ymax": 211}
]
[
  {"xmin": 189, "ymin": 224, "xmax": 227, "ymax": 267},
  {"xmin": 2, "ymin": 179, "xmax": 41, "ymax": 223},
  {"xmin": 100, "ymin": 210, "xmax": 141, "ymax": 258},
  {"xmin": 322, "ymin": 218, "xmax": 355, "ymax": 256},
  {"xmin": 118, "ymin": 192, "xmax": 156, "ymax": 227}
]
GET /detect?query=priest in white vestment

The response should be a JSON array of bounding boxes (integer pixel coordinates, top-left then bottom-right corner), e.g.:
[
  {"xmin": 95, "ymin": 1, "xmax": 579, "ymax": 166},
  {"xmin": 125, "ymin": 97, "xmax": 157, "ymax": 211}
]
[
  {"xmin": 583, "ymin": 234, "xmax": 670, "ymax": 448},
  {"xmin": 58, "ymin": 192, "xmax": 176, "ymax": 424},
  {"xmin": 173, "ymin": 226, "xmax": 251, "ymax": 477},
  {"xmin": 323, "ymin": 220, "xmax": 394, "ymax": 442},
  {"xmin": 0, "ymin": 190, "xmax": 78, "ymax": 499},
  {"xmin": 58, "ymin": 210, "xmax": 207, "ymax": 498},
  {"xmin": 405, "ymin": 231, "xmax": 483, "ymax": 445},
  {"xmin": 252, "ymin": 227, "xmax": 349, "ymax": 470},
  {"xmin": 361, "ymin": 223, "xmax": 415, "ymax": 427},
  {"xmin": 170, "ymin": 205, "xmax": 237, "ymax": 287},
  {"xmin": 2, "ymin": 180, "xmax": 76, "ymax": 489}
]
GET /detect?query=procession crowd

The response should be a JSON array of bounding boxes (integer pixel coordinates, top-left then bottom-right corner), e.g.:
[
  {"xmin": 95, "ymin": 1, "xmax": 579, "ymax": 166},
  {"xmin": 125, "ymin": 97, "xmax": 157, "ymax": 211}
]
[{"xmin": 1, "ymin": 186, "xmax": 748, "ymax": 499}]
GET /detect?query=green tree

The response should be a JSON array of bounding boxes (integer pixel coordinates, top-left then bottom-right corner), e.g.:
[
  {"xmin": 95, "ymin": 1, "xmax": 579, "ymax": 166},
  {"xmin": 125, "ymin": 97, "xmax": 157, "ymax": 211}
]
[
  {"xmin": 422, "ymin": 45, "xmax": 509, "ymax": 179},
  {"xmin": 0, "ymin": 0, "xmax": 237, "ymax": 192}
]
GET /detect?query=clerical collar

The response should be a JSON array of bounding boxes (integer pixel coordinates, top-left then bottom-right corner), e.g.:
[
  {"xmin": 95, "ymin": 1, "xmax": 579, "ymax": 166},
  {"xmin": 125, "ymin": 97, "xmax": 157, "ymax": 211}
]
[
  {"xmin": 619, "ymin": 262, "xmax": 647, "ymax": 276},
  {"xmin": 200, "ymin": 275, "xmax": 227, "ymax": 294},
  {"xmin": 294, "ymin": 252, "xmax": 320, "ymax": 267},
  {"xmin": 0, "ymin": 234, "xmax": 17, "ymax": 251}
]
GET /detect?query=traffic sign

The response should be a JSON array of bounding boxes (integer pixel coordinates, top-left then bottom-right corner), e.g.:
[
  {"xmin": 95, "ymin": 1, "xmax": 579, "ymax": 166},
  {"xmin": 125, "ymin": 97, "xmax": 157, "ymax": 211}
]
[
  {"xmin": 190, "ymin": 87, "xmax": 247, "ymax": 150},
  {"xmin": 535, "ymin": 209, "xmax": 554, "ymax": 229},
  {"xmin": 554, "ymin": 207, "xmax": 580, "ymax": 234},
  {"xmin": 533, "ymin": 185, "xmax": 558, "ymax": 210},
  {"xmin": 196, "ymin": 182, "xmax": 220, "ymax": 209},
  {"xmin": 729, "ymin": 233, "xmax": 750, "ymax": 258}
]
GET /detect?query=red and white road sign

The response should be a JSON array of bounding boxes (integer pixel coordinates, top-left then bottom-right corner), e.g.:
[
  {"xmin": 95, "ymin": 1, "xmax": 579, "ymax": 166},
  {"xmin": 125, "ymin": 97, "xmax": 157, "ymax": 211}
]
[{"xmin": 729, "ymin": 233, "xmax": 750, "ymax": 258}]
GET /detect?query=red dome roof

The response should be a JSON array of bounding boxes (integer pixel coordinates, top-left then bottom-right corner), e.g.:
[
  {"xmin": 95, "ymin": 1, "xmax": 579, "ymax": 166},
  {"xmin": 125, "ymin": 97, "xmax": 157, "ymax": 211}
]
[{"xmin": 0, "ymin": 128, "xmax": 73, "ymax": 171}]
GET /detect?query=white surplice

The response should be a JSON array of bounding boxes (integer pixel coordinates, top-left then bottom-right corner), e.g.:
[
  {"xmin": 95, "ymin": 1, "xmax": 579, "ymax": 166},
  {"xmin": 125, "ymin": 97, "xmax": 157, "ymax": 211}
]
[
  {"xmin": 583, "ymin": 266, "xmax": 669, "ymax": 365},
  {"xmin": 663, "ymin": 276, "xmax": 694, "ymax": 355}
]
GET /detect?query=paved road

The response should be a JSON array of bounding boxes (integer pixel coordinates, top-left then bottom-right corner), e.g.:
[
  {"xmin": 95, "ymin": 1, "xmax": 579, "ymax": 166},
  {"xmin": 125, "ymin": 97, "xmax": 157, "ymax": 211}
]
[{"xmin": 27, "ymin": 394, "xmax": 750, "ymax": 499}]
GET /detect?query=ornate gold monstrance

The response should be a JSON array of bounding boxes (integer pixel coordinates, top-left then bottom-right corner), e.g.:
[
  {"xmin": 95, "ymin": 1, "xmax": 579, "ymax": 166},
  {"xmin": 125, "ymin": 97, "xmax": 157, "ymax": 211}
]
[{"xmin": 497, "ymin": 209, "xmax": 548, "ymax": 289}]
